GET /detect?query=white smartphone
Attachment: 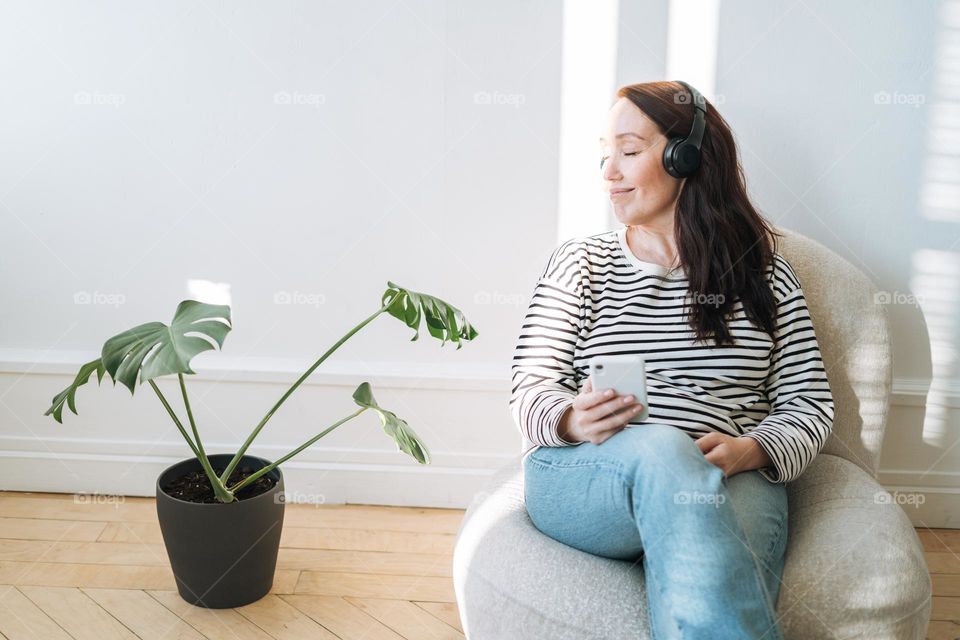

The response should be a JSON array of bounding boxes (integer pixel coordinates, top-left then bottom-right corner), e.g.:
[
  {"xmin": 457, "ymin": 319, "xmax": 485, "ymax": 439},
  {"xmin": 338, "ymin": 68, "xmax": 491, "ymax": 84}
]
[{"xmin": 588, "ymin": 354, "xmax": 650, "ymax": 421}]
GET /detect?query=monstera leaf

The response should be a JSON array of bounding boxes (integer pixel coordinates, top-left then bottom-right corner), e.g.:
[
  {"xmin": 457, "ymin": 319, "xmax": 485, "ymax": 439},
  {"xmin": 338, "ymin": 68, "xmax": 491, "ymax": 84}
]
[
  {"xmin": 352, "ymin": 381, "xmax": 430, "ymax": 464},
  {"xmin": 102, "ymin": 300, "xmax": 232, "ymax": 393},
  {"xmin": 381, "ymin": 281, "xmax": 478, "ymax": 349},
  {"xmin": 44, "ymin": 358, "xmax": 106, "ymax": 423}
]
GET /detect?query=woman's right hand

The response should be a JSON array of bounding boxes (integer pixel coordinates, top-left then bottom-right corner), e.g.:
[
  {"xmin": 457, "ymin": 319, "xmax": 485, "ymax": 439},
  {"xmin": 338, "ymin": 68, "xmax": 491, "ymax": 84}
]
[{"xmin": 557, "ymin": 377, "xmax": 645, "ymax": 445}]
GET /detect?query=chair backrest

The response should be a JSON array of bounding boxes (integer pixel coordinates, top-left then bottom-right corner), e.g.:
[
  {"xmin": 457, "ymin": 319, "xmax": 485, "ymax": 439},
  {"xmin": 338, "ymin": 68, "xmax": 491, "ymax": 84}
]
[{"xmin": 775, "ymin": 226, "xmax": 892, "ymax": 478}]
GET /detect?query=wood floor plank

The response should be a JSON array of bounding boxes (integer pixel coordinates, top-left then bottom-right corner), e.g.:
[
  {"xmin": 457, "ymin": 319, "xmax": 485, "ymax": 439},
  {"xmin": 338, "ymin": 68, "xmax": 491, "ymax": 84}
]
[
  {"xmin": 83, "ymin": 588, "xmax": 205, "ymax": 640},
  {"xmin": 44, "ymin": 540, "xmax": 168, "ymax": 565},
  {"xmin": 100, "ymin": 520, "xmax": 457, "ymax": 555},
  {"xmin": 98, "ymin": 521, "xmax": 164, "ymax": 544},
  {"xmin": 0, "ymin": 493, "xmax": 463, "ymax": 534},
  {"xmin": 283, "ymin": 506, "xmax": 463, "ymax": 534},
  {"xmin": 931, "ymin": 595, "xmax": 960, "ymax": 622},
  {"xmin": 0, "ymin": 517, "xmax": 107, "ymax": 542},
  {"xmin": 926, "ymin": 619, "xmax": 960, "ymax": 639},
  {"xmin": 927, "ymin": 553, "xmax": 960, "ymax": 575},
  {"xmin": 278, "ymin": 548, "xmax": 453, "ymax": 577},
  {"xmin": 933, "ymin": 573, "xmax": 960, "ymax": 598},
  {"xmin": 0, "ymin": 540, "xmax": 53, "ymax": 562},
  {"xmin": 273, "ymin": 570, "xmax": 301, "ymax": 595},
  {"xmin": 295, "ymin": 571, "xmax": 456, "ymax": 603},
  {"xmin": 0, "ymin": 494, "xmax": 157, "ymax": 524},
  {"xmin": 0, "ymin": 561, "xmax": 174, "ymax": 590},
  {"xmin": 18, "ymin": 585, "xmax": 138, "ymax": 639},
  {"xmin": 344, "ymin": 597, "xmax": 464, "ymax": 640},
  {"xmin": 24, "ymin": 539, "xmax": 452, "ymax": 579},
  {"xmin": 0, "ymin": 561, "xmax": 299, "ymax": 594},
  {"xmin": 414, "ymin": 601, "xmax": 463, "ymax": 634},
  {"xmin": 280, "ymin": 527, "xmax": 457, "ymax": 555},
  {"xmin": 0, "ymin": 492, "xmax": 153, "ymax": 505},
  {"xmin": 0, "ymin": 585, "xmax": 73, "ymax": 640},
  {"xmin": 919, "ymin": 529, "xmax": 960, "ymax": 554},
  {"xmin": 148, "ymin": 590, "xmax": 274, "ymax": 639},
  {"xmin": 234, "ymin": 594, "xmax": 340, "ymax": 639},
  {"xmin": 281, "ymin": 594, "xmax": 406, "ymax": 640}
]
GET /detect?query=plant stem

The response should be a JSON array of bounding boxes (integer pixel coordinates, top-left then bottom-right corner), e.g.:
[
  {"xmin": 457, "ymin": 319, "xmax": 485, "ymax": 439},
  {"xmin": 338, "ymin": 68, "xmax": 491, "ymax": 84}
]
[
  {"xmin": 227, "ymin": 407, "xmax": 366, "ymax": 494},
  {"xmin": 178, "ymin": 373, "xmax": 235, "ymax": 504},
  {"xmin": 219, "ymin": 299, "xmax": 396, "ymax": 484},
  {"xmin": 148, "ymin": 380, "xmax": 200, "ymax": 459}
]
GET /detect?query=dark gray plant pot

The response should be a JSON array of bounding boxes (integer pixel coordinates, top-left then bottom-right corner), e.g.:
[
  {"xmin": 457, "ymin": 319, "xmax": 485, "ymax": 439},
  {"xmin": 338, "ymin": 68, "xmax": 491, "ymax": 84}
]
[{"xmin": 155, "ymin": 453, "xmax": 284, "ymax": 609}]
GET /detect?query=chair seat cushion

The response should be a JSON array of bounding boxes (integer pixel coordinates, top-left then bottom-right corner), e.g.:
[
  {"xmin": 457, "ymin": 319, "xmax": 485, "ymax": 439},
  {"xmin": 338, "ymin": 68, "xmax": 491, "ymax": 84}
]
[{"xmin": 453, "ymin": 453, "xmax": 932, "ymax": 640}]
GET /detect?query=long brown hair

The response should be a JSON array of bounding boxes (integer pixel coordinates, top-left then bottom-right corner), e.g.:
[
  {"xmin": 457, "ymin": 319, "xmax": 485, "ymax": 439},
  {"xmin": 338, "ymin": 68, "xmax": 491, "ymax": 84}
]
[{"xmin": 616, "ymin": 81, "xmax": 782, "ymax": 346}]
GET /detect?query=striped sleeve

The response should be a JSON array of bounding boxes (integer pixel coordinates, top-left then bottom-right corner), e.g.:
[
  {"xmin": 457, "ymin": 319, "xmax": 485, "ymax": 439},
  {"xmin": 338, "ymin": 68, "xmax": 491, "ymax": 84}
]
[
  {"xmin": 509, "ymin": 242, "xmax": 585, "ymax": 448},
  {"xmin": 741, "ymin": 258, "xmax": 835, "ymax": 483}
]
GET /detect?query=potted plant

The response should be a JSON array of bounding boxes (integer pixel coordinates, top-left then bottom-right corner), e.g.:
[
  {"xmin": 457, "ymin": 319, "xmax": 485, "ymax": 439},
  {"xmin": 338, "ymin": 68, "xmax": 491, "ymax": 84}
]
[{"xmin": 44, "ymin": 281, "xmax": 478, "ymax": 608}]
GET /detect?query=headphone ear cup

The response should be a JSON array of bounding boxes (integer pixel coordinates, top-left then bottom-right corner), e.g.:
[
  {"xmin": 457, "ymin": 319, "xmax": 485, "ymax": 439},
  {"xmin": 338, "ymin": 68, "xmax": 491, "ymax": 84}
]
[
  {"xmin": 662, "ymin": 137, "xmax": 701, "ymax": 178},
  {"xmin": 662, "ymin": 137, "xmax": 682, "ymax": 178},
  {"xmin": 674, "ymin": 142, "xmax": 701, "ymax": 176}
]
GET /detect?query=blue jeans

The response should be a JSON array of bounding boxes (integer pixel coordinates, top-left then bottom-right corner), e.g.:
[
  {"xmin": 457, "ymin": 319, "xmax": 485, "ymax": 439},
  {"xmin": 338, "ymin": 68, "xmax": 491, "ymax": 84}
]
[{"xmin": 523, "ymin": 423, "xmax": 788, "ymax": 640}]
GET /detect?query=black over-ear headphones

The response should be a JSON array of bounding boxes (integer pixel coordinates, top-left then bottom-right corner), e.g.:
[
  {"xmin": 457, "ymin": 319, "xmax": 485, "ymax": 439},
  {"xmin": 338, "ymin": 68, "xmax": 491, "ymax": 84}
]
[{"xmin": 661, "ymin": 80, "xmax": 707, "ymax": 178}]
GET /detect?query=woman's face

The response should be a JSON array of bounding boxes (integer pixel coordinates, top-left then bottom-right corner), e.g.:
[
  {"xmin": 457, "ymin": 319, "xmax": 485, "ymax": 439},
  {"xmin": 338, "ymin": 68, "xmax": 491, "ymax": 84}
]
[{"xmin": 599, "ymin": 97, "xmax": 684, "ymax": 226}]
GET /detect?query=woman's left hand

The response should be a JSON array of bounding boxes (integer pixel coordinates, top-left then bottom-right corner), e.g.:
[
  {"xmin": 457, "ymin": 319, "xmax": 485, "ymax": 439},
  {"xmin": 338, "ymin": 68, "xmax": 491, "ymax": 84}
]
[{"xmin": 695, "ymin": 433, "xmax": 772, "ymax": 477}]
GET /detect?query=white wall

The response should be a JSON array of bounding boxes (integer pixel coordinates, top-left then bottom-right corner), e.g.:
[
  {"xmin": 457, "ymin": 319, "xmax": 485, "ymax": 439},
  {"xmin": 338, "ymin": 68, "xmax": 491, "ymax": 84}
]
[
  {"xmin": 0, "ymin": 0, "xmax": 565, "ymax": 507},
  {"xmin": 0, "ymin": 0, "xmax": 562, "ymax": 366},
  {"xmin": 1, "ymin": 0, "xmax": 956, "ymax": 524}
]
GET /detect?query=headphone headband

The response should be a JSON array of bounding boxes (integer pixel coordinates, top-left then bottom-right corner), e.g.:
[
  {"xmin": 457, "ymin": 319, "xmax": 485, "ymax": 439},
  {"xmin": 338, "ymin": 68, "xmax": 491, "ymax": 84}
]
[{"xmin": 662, "ymin": 80, "xmax": 707, "ymax": 178}]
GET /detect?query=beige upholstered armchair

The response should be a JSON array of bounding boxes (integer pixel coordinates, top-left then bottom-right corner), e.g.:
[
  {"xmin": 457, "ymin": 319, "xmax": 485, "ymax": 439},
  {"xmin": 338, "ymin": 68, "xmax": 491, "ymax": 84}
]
[{"xmin": 453, "ymin": 228, "xmax": 932, "ymax": 639}]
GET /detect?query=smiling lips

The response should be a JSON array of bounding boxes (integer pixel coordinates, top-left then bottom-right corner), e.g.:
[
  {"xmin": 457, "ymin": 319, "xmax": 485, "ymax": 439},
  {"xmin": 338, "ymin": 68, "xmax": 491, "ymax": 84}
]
[{"xmin": 609, "ymin": 188, "xmax": 635, "ymax": 198}]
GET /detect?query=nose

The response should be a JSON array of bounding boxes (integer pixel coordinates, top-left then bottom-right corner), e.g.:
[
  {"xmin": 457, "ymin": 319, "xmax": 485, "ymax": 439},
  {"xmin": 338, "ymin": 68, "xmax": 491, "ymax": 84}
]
[{"xmin": 601, "ymin": 155, "xmax": 621, "ymax": 181}]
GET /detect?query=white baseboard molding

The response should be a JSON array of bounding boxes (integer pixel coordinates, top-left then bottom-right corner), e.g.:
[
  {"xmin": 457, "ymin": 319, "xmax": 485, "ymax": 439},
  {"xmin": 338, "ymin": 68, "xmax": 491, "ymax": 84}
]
[
  {"xmin": 891, "ymin": 377, "xmax": 960, "ymax": 409},
  {"xmin": 870, "ymin": 486, "xmax": 960, "ymax": 529},
  {"xmin": 876, "ymin": 468, "xmax": 960, "ymax": 528},
  {"xmin": 0, "ymin": 449, "xmax": 508, "ymax": 509},
  {"xmin": 0, "ymin": 435, "xmax": 516, "ymax": 469}
]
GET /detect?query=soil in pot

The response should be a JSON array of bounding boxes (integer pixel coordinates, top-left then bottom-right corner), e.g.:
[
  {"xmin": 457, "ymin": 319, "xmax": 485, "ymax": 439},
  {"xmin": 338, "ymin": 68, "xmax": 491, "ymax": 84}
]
[{"xmin": 161, "ymin": 464, "xmax": 278, "ymax": 503}]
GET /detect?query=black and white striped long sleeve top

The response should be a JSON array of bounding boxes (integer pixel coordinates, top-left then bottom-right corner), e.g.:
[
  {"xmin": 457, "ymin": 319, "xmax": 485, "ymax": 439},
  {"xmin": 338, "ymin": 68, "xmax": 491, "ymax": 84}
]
[{"xmin": 509, "ymin": 227, "xmax": 835, "ymax": 484}]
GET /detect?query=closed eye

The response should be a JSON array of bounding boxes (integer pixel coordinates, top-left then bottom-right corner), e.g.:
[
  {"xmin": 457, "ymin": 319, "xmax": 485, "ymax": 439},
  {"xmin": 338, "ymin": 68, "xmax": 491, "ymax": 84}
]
[{"xmin": 599, "ymin": 151, "xmax": 640, "ymax": 169}]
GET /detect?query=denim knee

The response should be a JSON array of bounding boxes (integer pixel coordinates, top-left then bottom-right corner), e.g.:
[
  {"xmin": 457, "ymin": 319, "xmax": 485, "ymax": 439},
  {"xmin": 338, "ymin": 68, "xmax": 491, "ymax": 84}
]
[
  {"xmin": 597, "ymin": 423, "xmax": 712, "ymax": 479},
  {"xmin": 725, "ymin": 471, "xmax": 789, "ymax": 564}
]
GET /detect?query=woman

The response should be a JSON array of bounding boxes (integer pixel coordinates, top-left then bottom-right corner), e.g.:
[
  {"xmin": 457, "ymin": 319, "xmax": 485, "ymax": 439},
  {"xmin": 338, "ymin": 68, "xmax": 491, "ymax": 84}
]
[{"xmin": 509, "ymin": 80, "xmax": 834, "ymax": 639}]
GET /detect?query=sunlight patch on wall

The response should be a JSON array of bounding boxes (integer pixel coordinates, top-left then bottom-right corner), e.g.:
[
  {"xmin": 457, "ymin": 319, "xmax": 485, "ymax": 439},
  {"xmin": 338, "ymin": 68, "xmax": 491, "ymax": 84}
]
[
  {"xmin": 666, "ymin": 0, "xmax": 721, "ymax": 99},
  {"xmin": 187, "ymin": 279, "xmax": 232, "ymax": 307},
  {"xmin": 911, "ymin": 250, "xmax": 960, "ymax": 447},
  {"xmin": 914, "ymin": 0, "xmax": 960, "ymax": 454},
  {"xmin": 557, "ymin": 0, "xmax": 620, "ymax": 243}
]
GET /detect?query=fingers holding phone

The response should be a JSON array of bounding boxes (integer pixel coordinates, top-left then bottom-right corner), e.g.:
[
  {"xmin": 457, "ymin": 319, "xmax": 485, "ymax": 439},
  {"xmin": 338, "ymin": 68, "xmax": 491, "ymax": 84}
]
[{"xmin": 559, "ymin": 375, "xmax": 645, "ymax": 445}]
